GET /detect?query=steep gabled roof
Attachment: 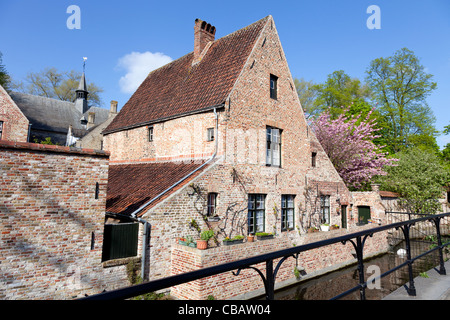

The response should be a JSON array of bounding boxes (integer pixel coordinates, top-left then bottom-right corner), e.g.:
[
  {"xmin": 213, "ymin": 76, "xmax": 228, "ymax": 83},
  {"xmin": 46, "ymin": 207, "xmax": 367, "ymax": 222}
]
[
  {"xmin": 103, "ymin": 16, "xmax": 269, "ymax": 134},
  {"xmin": 10, "ymin": 92, "xmax": 109, "ymax": 134}
]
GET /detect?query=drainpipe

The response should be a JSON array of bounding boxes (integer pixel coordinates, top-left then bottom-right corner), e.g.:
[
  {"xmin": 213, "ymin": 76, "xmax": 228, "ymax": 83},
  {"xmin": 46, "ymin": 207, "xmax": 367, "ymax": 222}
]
[
  {"xmin": 119, "ymin": 106, "xmax": 220, "ymax": 280},
  {"xmin": 105, "ymin": 211, "xmax": 151, "ymax": 282}
]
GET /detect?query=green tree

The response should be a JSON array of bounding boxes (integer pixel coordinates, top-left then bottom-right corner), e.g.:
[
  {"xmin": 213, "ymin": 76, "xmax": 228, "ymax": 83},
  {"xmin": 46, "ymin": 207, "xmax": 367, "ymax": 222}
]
[
  {"xmin": 313, "ymin": 70, "xmax": 372, "ymax": 118},
  {"xmin": 294, "ymin": 78, "xmax": 320, "ymax": 119},
  {"xmin": 366, "ymin": 48, "xmax": 438, "ymax": 154},
  {"xmin": 0, "ymin": 52, "xmax": 11, "ymax": 92},
  {"xmin": 12, "ymin": 67, "xmax": 103, "ymax": 107},
  {"xmin": 377, "ymin": 147, "xmax": 449, "ymax": 214}
]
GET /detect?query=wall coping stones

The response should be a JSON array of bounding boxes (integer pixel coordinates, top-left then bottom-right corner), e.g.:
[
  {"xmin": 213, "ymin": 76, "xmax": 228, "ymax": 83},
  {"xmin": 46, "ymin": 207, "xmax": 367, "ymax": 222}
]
[{"xmin": 0, "ymin": 140, "xmax": 110, "ymax": 157}]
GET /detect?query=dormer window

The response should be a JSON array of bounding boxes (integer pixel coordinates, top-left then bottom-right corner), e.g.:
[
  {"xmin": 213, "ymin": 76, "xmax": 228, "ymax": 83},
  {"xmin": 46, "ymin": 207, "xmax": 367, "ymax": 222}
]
[{"xmin": 270, "ymin": 74, "xmax": 278, "ymax": 100}]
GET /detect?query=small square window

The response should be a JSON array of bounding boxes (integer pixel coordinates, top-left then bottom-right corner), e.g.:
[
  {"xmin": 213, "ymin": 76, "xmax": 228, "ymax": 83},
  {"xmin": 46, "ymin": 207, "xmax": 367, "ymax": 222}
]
[{"xmin": 207, "ymin": 128, "xmax": 215, "ymax": 141}]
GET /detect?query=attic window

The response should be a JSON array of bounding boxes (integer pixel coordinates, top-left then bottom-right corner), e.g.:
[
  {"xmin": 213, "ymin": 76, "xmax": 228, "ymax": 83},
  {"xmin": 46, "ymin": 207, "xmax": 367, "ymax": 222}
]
[{"xmin": 270, "ymin": 74, "xmax": 278, "ymax": 100}]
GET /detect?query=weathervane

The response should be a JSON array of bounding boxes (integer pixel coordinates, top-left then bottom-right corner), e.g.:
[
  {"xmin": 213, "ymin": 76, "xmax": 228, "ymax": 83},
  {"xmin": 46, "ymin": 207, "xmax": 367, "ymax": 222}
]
[{"xmin": 83, "ymin": 57, "xmax": 87, "ymax": 73}]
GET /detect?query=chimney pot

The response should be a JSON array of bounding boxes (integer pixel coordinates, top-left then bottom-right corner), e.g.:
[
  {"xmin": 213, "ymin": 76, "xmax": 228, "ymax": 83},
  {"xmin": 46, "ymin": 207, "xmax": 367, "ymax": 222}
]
[
  {"xmin": 87, "ymin": 112, "xmax": 95, "ymax": 129},
  {"xmin": 194, "ymin": 18, "xmax": 215, "ymax": 63},
  {"xmin": 110, "ymin": 100, "xmax": 118, "ymax": 114}
]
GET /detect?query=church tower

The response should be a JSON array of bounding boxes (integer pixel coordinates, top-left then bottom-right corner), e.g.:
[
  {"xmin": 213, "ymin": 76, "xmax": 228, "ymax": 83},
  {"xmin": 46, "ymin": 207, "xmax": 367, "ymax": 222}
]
[{"xmin": 74, "ymin": 71, "xmax": 89, "ymax": 115}]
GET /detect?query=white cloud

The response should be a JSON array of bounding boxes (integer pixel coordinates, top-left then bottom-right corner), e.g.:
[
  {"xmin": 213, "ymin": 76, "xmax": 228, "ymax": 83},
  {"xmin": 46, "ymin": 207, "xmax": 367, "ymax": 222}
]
[{"xmin": 117, "ymin": 51, "xmax": 173, "ymax": 94}]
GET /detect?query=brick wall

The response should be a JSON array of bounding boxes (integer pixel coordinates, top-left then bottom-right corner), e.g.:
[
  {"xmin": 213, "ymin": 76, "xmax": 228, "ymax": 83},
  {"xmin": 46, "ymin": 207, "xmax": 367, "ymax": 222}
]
[
  {"xmin": 170, "ymin": 225, "xmax": 389, "ymax": 300},
  {"xmin": 0, "ymin": 85, "xmax": 29, "ymax": 142},
  {"xmin": 104, "ymin": 111, "xmax": 220, "ymax": 163},
  {"xmin": 0, "ymin": 141, "xmax": 131, "ymax": 299}
]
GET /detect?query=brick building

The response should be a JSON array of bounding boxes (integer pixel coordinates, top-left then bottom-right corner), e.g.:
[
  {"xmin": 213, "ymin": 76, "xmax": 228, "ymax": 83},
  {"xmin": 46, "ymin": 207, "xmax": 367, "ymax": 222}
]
[
  {"xmin": 102, "ymin": 16, "xmax": 387, "ymax": 299},
  {"xmin": 0, "ymin": 141, "xmax": 136, "ymax": 299},
  {"xmin": 8, "ymin": 72, "xmax": 111, "ymax": 146},
  {"xmin": 0, "ymin": 85, "xmax": 29, "ymax": 142}
]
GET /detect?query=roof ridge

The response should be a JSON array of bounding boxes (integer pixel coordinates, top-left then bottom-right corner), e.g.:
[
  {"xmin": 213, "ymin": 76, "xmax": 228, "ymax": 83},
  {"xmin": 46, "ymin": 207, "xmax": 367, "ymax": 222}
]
[
  {"xmin": 104, "ymin": 16, "xmax": 271, "ymax": 134},
  {"xmin": 139, "ymin": 16, "xmax": 271, "ymax": 81}
]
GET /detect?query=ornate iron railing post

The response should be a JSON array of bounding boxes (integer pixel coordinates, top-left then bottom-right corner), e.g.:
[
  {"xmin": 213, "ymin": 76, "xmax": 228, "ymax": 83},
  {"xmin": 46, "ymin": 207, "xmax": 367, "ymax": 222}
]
[
  {"xmin": 266, "ymin": 259, "xmax": 274, "ymax": 300},
  {"xmin": 431, "ymin": 216, "xmax": 446, "ymax": 275},
  {"xmin": 397, "ymin": 223, "xmax": 416, "ymax": 296},
  {"xmin": 341, "ymin": 234, "xmax": 372, "ymax": 300}
]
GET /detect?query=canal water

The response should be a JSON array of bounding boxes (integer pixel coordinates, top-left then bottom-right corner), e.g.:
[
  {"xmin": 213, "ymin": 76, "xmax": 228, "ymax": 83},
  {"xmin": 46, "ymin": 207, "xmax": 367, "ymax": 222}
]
[{"xmin": 273, "ymin": 239, "xmax": 450, "ymax": 300}]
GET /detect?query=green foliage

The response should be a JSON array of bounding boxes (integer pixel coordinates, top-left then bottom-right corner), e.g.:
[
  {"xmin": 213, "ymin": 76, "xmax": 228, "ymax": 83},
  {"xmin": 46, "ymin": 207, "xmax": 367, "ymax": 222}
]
[
  {"xmin": 376, "ymin": 147, "xmax": 449, "ymax": 214},
  {"xmin": 312, "ymin": 70, "xmax": 372, "ymax": 119},
  {"xmin": 366, "ymin": 48, "xmax": 438, "ymax": 153},
  {"xmin": 33, "ymin": 137, "xmax": 59, "ymax": 145},
  {"xmin": 11, "ymin": 67, "xmax": 104, "ymax": 107},
  {"xmin": 200, "ymin": 229, "xmax": 214, "ymax": 241},
  {"xmin": 0, "ymin": 52, "xmax": 11, "ymax": 92}
]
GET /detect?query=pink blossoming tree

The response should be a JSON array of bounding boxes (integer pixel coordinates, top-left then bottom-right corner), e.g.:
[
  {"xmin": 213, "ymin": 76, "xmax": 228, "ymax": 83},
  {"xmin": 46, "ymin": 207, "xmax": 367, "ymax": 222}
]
[{"xmin": 311, "ymin": 108, "xmax": 397, "ymax": 190}]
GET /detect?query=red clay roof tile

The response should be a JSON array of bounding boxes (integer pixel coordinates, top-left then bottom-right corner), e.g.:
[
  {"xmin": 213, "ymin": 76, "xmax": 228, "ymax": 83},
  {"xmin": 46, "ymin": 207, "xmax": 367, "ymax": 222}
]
[
  {"xmin": 106, "ymin": 161, "xmax": 207, "ymax": 216},
  {"xmin": 103, "ymin": 16, "xmax": 269, "ymax": 134}
]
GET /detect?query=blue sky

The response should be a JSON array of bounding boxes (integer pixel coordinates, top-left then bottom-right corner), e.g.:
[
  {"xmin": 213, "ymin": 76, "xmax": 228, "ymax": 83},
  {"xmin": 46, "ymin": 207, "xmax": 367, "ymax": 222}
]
[{"xmin": 1, "ymin": 0, "xmax": 449, "ymax": 148}]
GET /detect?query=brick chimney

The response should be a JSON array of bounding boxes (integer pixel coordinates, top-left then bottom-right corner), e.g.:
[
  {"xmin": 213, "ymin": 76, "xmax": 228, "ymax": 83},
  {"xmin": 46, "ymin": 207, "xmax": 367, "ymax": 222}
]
[
  {"xmin": 194, "ymin": 19, "xmax": 215, "ymax": 63},
  {"xmin": 110, "ymin": 100, "xmax": 118, "ymax": 115},
  {"xmin": 87, "ymin": 112, "xmax": 95, "ymax": 129}
]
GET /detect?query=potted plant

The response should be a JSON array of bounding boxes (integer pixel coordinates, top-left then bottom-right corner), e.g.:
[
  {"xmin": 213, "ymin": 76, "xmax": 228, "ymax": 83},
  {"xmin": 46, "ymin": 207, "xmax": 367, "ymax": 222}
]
[
  {"xmin": 179, "ymin": 235, "xmax": 196, "ymax": 248},
  {"xmin": 330, "ymin": 224, "xmax": 339, "ymax": 230},
  {"xmin": 197, "ymin": 229, "xmax": 214, "ymax": 250},
  {"xmin": 247, "ymin": 233, "xmax": 255, "ymax": 242},
  {"xmin": 223, "ymin": 235, "xmax": 244, "ymax": 245},
  {"xmin": 256, "ymin": 232, "xmax": 274, "ymax": 240},
  {"xmin": 320, "ymin": 224, "xmax": 330, "ymax": 231},
  {"xmin": 307, "ymin": 227, "xmax": 319, "ymax": 233}
]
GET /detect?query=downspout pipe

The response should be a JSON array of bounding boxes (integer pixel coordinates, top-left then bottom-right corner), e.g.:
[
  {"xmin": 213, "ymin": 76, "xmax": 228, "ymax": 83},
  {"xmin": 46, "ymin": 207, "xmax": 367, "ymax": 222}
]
[
  {"xmin": 105, "ymin": 211, "xmax": 151, "ymax": 282},
  {"xmin": 128, "ymin": 106, "xmax": 220, "ymax": 219}
]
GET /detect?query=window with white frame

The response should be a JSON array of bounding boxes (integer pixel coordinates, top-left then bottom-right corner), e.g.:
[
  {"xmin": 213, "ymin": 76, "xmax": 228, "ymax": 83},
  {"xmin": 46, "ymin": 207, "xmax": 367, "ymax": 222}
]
[
  {"xmin": 320, "ymin": 195, "xmax": 330, "ymax": 225},
  {"xmin": 266, "ymin": 126, "xmax": 281, "ymax": 167},
  {"xmin": 248, "ymin": 194, "xmax": 265, "ymax": 234},
  {"xmin": 281, "ymin": 195, "xmax": 295, "ymax": 231},
  {"xmin": 207, "ymin": 193, "xmax": 217, "ymax": 216}
]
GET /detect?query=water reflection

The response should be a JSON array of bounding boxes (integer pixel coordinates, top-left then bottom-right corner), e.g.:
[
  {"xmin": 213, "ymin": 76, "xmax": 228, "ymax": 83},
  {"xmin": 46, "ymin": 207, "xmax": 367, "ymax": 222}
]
[{"xmin": 274, "ymin": 239, "xmax": 449, "ymax": 300}]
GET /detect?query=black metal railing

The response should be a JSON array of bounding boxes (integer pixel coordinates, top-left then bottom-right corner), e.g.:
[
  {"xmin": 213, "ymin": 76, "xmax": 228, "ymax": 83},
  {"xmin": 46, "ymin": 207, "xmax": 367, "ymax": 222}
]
[{"xmin": 82, "ymin": 212, "xmax": 450, "ymax": 300}]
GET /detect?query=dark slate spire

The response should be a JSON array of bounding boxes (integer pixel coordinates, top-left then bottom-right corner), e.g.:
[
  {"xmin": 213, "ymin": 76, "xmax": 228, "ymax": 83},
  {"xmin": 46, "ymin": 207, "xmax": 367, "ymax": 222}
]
[{"xmin": 74, "ymin": 58, "xmax": 89, "ymax": 114}]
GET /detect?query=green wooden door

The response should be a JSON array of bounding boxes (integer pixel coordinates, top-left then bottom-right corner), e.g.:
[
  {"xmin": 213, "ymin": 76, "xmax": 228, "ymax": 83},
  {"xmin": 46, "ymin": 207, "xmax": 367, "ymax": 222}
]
[
  {"xmin": 341, "ymin": 205, "xmax": 347, "ymax": 228},
  {"xmin": 358, "ymin": 206, "xmax": 371, "ymax": 225}
]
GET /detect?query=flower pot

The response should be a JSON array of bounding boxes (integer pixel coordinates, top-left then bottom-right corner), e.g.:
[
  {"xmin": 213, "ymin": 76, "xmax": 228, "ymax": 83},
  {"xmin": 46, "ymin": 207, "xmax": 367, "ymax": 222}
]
[
  {"xmin": 223, "ymin": 239, "xmax": 242, "ymax": 246},
  {"xmin": 247, "ymin": 235, "xmax": 255, "ymax": 242},
  {"xmin": 197, "ymin": 240, "xmax": 208, "ymax": 250},
  {"xmin": 320, "ymin": 225, "xmax": 330, "ymax": 232},
  {"xmin": 256, "ymin": 234, "xmax": 274, "ymax": 240}
]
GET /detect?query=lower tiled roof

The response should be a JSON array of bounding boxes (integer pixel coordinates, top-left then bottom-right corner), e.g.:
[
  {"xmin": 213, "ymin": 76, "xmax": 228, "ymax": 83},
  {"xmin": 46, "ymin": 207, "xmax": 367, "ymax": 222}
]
[{"xmin": 106, "ymin": 161, "xmax": 207, "ymax": 216}]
